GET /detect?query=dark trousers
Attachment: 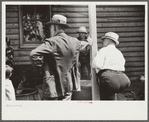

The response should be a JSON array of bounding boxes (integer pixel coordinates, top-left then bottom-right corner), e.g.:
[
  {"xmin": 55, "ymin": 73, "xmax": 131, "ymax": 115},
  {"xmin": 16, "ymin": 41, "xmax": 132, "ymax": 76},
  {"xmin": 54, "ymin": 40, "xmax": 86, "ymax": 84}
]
[
  {"xmin": 97, "ymin": 70, "xmax": 131, "ymax": 100},
  {"xmin": 79, "ymin": 61, "xmax": 91, "ymax": 80}
]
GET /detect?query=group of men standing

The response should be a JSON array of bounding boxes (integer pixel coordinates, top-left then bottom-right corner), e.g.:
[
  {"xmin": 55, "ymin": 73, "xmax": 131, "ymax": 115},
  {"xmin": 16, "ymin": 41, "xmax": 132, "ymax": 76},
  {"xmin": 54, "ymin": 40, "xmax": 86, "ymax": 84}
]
[{"xmin": 30, "ymin": 14, "xmax": 131, "ymax": 101}]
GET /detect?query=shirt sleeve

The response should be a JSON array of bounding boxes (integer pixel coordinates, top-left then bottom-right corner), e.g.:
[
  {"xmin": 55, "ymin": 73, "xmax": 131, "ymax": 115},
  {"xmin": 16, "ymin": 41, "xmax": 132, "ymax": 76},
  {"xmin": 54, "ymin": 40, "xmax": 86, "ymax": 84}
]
[
  {"xmin": 30, "ymin": 40, "xmax": 54, "ymax": 71},
  {"xmin": 92, "ymin": 48, "xmax": 105, "ymax": 70}
]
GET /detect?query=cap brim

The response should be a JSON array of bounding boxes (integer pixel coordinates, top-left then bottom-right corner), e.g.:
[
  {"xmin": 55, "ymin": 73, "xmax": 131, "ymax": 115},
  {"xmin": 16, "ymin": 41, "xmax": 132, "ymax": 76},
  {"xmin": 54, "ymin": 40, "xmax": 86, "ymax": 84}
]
[
  {"xmin": 46, "ymin": 21, "xmax": 70, "ymax": 28},
  {"xmin": 101, "ymin": 36, "xmax": 106, "ymax": 40}
]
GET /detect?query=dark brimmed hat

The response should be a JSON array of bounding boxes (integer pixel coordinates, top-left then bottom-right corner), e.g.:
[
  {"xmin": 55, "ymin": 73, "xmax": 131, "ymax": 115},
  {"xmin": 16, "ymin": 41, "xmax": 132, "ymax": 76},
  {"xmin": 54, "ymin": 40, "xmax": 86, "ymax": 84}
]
[{"xmin": 46, "ymin": 14, "xmax": 70, "ymax": 28}]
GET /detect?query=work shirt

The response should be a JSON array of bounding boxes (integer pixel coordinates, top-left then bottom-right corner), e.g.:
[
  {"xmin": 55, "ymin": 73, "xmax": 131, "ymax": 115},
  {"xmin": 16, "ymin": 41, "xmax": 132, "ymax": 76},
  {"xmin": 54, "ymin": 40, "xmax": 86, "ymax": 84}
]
[
  {"xmin": 5, "ymin": 79, "xmax": 16, "ymax": 101},
  {"xmin": 92, "ymin": 45, "xmax": 125, "ymax": 73},
  {"xmin": 78, "ymin": 36, "xmax": 93, "ymax": 63}
]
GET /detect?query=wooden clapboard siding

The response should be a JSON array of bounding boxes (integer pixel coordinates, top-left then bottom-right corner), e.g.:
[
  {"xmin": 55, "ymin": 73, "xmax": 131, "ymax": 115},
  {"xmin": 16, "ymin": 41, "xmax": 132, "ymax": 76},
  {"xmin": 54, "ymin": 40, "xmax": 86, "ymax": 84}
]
[
  {"xmin": 6, "ymin": 5, "xmax": 89, "ymax": 65},
  {"xmin": 52, "ymin": 5, "xmax": 89, "ymax": 38},
  {"xmin": 6, "ymin": 5, "xmax": 20, "ymax": 64},
  {"xmin": 6, "ymin": 5, "xmax": 145, "ymax": 83},
  {"xmin": 6, "ymin": 23, "xmax": 19, "ymax": 29},
  {"xmin": 6, "ymin": 5, "xmax": 32, "ymax": 65},
  {"xmin": 96, "ymin": 5, "xmax": 145, "ymax": 82}
]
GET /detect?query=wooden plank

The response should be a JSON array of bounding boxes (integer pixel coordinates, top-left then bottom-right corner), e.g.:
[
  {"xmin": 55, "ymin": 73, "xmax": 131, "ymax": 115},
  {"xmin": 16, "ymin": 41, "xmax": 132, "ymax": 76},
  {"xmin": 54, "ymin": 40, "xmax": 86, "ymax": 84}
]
[
  {"xmin": 14, "ymin": 50, "xmax": 31, "ymax": 56},
  {"xmin": 6, "ymin": 7, "xmax": 18, "ymax": 12},
  {"xmin": 97, "ymin": 32, "xmax": 144, "ymax": 38},
  {"xmin": 125, "ymin": 67, "xmax": 144, "ymax": 72},
  {"xmin": 126, "ymin": 71, "xmax": 144, "ymax": 77},
  {"xmin": 118, "ymin": 47, "xmax": 144, "ymax": 52},
  {"xmin": 9, "ymin": 45, "xmax": 20, "ymax": 50},
  {"xmin": 119, "ymin": 37, "xmax": 145, "ymax": 42},
  {"xmin": 118, "ymin": 42, "xmax": 144, "ymax": 47},
  {"xmin": 125, "ymin": 62, "xmax": 144, "ymax": 67},
  {"xmin": 97, "ymin": 37, "xmax": 145, "ymax": 43},
  {"xmin": 6, "ymin": 5, "xmax": 18, "ymax": 8},
  {"xmin": 6, "ymin": 23, "xmax": 19, "ymax": 29},
  {"xmin": 97, "ymin": 22, "xmax": 144, "ymax": 28},
  {"xmin": 96, "ymin": 6, "xmax": 145, "ymax": 12},
  {"xmin": 97, "ymin": 27, "xmax": 144, "ymax": 33},
  {"xmin": 123, "ymin": 52, "xmax": 144, "ymax": 57},
  {"xmin": 6, "ymin": 18, "xmax": 18, "ymax": 23},
  {"xmin": 6, "ymin": 29, "xmax": 19, "ymax": 34},
  {"xmin": 14, "ymin": 62, "xmax": 31, "ymax": 65},
  {"xmin": 53, "ymin": 5, "xmax": 88, "ymax": 8},
  {"xmin": 65, "ymin": 28, "xmax": 89, "ymax": 33},
  {"xmin": 96, "ymin": 12, "xmax": 144, "ymax": 17},
  {"xmin": 52, "ymin": 6, "xmax": 88, "ymax": 12},
  {"xmin": 68, "ymin": 18, "xmax": 89, "ymax": 23},
  {"xmin": 14, "ymin": 56, "xmax": 30, "ymax": 61},
  {"xmin": 6, "ymin": 35, "xmax": 19, "ymax": 40},
  {"xmin": 52, "ymin": 12, "xmax": 88, "ymax": 18},
  {"xmin": 97, "ymin": 42, "xmax": 144, "ymax": 48},
  {"xmin": 6, "ymin": 12, "xmax": 18, "ymax": 18},
  {"xmin": 97, "ymin": 17, "xmax": 144, "ymax": 22},
  {"xmin": 9, "ymin": 40, "xmax": 20, "ymax": 45},
  {"xmin": 126, "ymin": 57, "xmax": 144, "ymax": 62}
]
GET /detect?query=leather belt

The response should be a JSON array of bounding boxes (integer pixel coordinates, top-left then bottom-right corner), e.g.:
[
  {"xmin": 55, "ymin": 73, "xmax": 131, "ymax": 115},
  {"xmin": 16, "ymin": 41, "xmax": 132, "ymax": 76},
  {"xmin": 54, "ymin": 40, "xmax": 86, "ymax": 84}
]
[{"xmin": 97, "ymin": 69, "xmax": 124, "ymax": 76}]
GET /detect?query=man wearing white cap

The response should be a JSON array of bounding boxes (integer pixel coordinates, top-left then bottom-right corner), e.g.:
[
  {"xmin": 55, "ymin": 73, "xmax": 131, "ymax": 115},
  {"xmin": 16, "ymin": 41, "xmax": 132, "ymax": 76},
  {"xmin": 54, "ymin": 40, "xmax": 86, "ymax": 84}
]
[
  {"xmin": 30, "ymin": 14, "xmax": 81, "ymax": 100},
  {"xmin": 77, "ymin": 26, "xmax": 93, "ymax": 79},
  {"xmin": 92, "ymin": 32, "xmax": 131, "ymax": 100}
]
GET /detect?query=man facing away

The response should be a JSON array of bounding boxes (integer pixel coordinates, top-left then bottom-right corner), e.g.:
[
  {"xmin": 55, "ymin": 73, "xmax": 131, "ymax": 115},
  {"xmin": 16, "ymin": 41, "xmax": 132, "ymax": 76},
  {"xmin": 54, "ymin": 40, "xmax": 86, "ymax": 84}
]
[
  {"xmin": 92, "ymin": 32, "xmax": 131, "ymax": 100},
  {"xmin": 30, "ymin": 14, "xmax": 81, "ymax": 100}
]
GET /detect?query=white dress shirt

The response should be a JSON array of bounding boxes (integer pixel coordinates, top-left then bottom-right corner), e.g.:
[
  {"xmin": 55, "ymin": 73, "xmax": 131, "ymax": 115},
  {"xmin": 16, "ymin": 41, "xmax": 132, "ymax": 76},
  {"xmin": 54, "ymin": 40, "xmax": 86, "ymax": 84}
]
[
  {"xmin": 5, "ymin": 79, "xmax": 16, "ymax": 100},
  {"xmin": 92, "ymin": 45, "xmax": 125, "ymax": 73}
]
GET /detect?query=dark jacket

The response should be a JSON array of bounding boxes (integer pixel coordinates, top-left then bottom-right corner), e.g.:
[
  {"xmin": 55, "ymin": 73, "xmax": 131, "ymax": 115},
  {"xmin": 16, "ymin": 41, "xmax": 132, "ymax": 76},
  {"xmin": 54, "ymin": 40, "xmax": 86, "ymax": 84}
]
[{"xmin": 30, "ymin": 33, "xmax": 81, "ymax": 98}]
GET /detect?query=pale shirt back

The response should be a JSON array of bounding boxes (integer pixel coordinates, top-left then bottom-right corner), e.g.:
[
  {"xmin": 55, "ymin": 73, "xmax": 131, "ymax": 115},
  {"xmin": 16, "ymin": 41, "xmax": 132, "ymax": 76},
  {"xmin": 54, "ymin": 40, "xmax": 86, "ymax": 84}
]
[
  {"xmin": 92, "ymin": 45, "xmax": 125, "ymax": 73},
  {"xmin": 5, "ymin": 79, "xmax": 16, "ymax": 101}
]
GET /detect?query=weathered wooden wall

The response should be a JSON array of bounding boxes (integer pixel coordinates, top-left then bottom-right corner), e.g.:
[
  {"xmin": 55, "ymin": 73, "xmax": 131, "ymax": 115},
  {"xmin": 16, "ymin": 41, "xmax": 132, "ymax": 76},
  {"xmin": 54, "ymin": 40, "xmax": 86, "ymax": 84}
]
[
  {"xmin": 96, "ymin": 5, "xmax": 145, "ymax": 82},
  {"xmin": 52, "ymin": 5, "xmax": 89, "ymax": 37},
  {"xmin": 6, "ymin": 5, "xmax": 145, "ymax": 83},
  {"xmin": 6, "ymin": 5, "xmax": 89, "ymax": 65}
]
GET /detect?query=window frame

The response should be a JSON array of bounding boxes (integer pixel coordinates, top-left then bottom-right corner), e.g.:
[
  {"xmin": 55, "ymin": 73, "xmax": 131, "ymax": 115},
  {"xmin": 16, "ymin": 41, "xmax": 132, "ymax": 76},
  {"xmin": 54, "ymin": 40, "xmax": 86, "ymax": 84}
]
[{"xmin": 19, "ymin": 5, "xmax": 51, "ymax": 48}]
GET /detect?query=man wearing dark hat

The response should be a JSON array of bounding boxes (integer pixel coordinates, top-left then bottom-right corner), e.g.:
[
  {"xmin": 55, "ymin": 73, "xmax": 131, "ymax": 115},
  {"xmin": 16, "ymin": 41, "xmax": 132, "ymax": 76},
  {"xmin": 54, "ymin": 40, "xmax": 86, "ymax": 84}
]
[
  {"xmin": 30, "ymin": 14, "xmax": 81, "ymax": 100},
  {"xmin": 92, "ymin": 32, "xmax": 131, "ymax": 100}
]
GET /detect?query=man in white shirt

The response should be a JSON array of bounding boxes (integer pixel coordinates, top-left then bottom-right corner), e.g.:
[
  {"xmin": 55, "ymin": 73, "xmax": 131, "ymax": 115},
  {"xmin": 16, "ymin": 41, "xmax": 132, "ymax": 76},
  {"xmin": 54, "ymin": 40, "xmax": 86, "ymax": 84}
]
[{"xmin": 92, "ymin": 32, "xmax": 131, "ymax": 100}]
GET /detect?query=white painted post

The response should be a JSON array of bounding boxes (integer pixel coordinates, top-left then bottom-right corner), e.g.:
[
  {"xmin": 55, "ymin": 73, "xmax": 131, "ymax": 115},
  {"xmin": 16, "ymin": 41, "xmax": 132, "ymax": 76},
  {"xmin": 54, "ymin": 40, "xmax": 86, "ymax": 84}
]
[{"xmin": 88, "ymin": 4, "xmax": 100, "ymax": 100}]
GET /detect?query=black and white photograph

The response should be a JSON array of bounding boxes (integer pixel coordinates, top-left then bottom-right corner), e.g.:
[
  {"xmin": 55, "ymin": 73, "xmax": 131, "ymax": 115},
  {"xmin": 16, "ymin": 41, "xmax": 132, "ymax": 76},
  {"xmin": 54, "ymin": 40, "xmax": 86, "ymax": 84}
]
[{"xmin": 2, "ymin": 1, "xmax": 148, "ymax": 120}]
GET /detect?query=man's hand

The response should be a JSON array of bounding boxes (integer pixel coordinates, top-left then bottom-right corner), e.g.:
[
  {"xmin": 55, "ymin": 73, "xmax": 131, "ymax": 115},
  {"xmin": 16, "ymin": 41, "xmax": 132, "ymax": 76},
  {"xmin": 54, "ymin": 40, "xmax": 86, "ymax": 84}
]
[{"xmin": 87, "ymin": 36, "xmax": 93, "ymax": 45}]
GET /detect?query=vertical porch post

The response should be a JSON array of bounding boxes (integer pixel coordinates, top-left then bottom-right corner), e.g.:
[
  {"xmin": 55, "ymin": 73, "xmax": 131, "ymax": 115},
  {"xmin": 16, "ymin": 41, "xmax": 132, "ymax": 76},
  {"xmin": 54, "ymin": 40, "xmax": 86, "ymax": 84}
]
[{"xmin": 88, "ymin": 4, "xmax": 100, "ymax": 100}]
